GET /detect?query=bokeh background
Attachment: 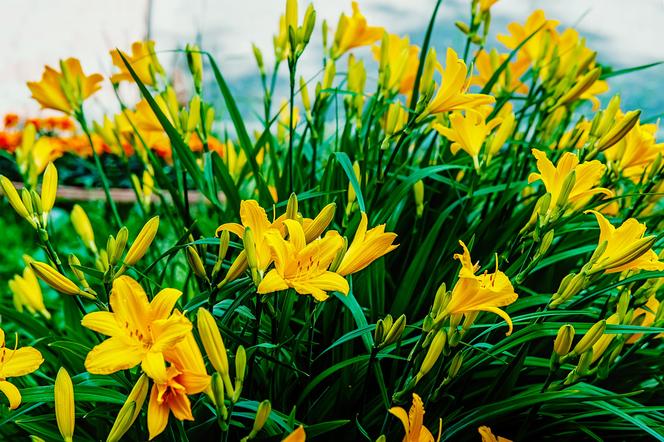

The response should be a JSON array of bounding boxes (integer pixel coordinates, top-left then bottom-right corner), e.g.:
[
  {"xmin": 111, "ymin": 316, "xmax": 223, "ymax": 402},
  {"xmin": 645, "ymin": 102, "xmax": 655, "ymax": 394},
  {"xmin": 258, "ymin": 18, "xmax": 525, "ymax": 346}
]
[{"xmin": 2, "ymin": 0, "xmax": 663, "ymax": 119}]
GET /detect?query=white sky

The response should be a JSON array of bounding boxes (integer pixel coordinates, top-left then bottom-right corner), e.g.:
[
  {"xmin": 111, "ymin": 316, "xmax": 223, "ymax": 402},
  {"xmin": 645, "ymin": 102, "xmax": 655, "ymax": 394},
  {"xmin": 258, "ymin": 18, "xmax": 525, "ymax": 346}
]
[{"xmin": 1, "ymin": 0, "xmax": 662, "ymax": 117}]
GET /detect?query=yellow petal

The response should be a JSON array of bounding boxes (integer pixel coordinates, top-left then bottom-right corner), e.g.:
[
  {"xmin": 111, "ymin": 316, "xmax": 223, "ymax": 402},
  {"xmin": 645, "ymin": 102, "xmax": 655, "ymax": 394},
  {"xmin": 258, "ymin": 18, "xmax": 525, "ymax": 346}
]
[
  {"xmin": 0, "ymin": 380, "xmax": 21, "ymax": 410},
  {"xmin": 84, "ymin": 337, "xmax": 143, "ymax": 374},
  {"xmin": 1, "ymin": 346, "xmax": 43, "ymax": 378},
  {"xmin": 81, "ymin": 311, "xmax": 121, "ymax": 337},
  {"xmin": 150, "ymin": 288, "xmax": 182, "ymax": 320}
]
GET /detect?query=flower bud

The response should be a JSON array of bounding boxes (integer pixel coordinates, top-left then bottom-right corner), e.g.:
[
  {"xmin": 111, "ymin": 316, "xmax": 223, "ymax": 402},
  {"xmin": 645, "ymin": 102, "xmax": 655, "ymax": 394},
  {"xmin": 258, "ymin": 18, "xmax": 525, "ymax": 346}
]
[
  {"xmin": 41, "ymin": 162, "xmax": 58, "ymax": 218},
  {"xmin": 121, "ymin": 216, "xmax": 160, "ymax": 270},
  {"xmin": 233, "ymin": 345, "xmax": 246, "ymax": 402},
  {"xmin": 71, "ymin": 204, "xmax": 96, "ymax": 253},
  {"xmin": 304, "ymin": 203, "xmax": 335, "ymax": 242},
  {"xmin": 572, "ymin": 320, "xmax": 606, "ymax": 356},
  {"xmin": 553, "ymin": 324, "xmax": 575, "ymax": 357},
  {"xmin": 197, "ymin": 308, "xmax": 230, "ymax": 376},
  {"xmin": 595, "ymin": 110, "xmax": 640, "ymax": 152},
  {"xmin": 1, "ymin": 175, "xmax": 33, "ymax": 225},
  {"xmin": 31, "ymin": 261, "xmax": 93, "ymax": 298},
  {"xmin": 413, "ymin": 180, "xmax": 424, "ymax": 218},
  {"xmin": 416, "ymin": 329, "xmax": 446, "ymax": 383},
  {"xmin": 186, "ymin": 246, "xmax": 208, "ymax": 282},
  {"xmin": 107, "ymin": 374, "xmax": 149, "ymax": 442},
  {"xmin": 55, "ymin": 367, "xmax": 75, "ymax": 442},
  {"xmin": 286, "ymin": 193, "xmax": 299, "ymax": 220}
]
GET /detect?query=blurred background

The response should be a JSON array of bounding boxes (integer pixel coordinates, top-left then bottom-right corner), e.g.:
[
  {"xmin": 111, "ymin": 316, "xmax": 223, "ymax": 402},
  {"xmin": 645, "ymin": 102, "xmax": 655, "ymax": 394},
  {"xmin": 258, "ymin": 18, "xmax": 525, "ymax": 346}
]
[{"xmin": 2, "ymin": 0, "xmax": 663, "ymax": 119}]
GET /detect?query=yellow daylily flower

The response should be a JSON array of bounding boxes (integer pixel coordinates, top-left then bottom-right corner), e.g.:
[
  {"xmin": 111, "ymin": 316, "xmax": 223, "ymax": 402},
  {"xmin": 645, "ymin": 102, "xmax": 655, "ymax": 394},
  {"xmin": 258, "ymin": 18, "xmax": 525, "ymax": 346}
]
[
  {"xmin": 625, "ymin": 296, "xmax": 662, "ymax": 344},
  {"xmin": 216, "ymin": 200, "xmax": 287, "ymax": 275},
  {"xmin": 471, "ymin": 49, "xmax": 529, "ymax": 95},
  {"xmin": 9, "ymin": 257, "xmax": 51, "ymax": 319},
  {"xmin": 421, "ymin": 48, "xmax": 495, "ymax": 118},
  {"xmin": 528, "ymin": 149, "xmax": 612, "ymax": 211},
  {"xmin": 437, "ymin": 241, "xmax": 518, "ymax": 335},
  {"xmin": 81, "ymin": 276, "xmax": 191, "ymax": 374},
  {"xmin": 258, "ymin": 220, "xmax": 348, "ymax": 301},
  {"xmin": 372, "ymin": 33, "xmax": 420, "ymax": 96},
  {"xmin": 389, "ymin": 393, "xmax": 441, "ymax": 442},
  {"xmin": 478, "ymin": 426, "xmax": 512, "ymax": 442},
  {"xmin": 110, "ymin": 41, "xmax": 164, "ymax": 86},
  {"xmin": 0, "ymin": 328, "xmax": 44, "ymax": 410},
  {"xmin": 433, "ymin": 108, "xmax": 502, "ymax": 170},
  {"xmin": 497, "ymin": 9, "xmax": 559, "ymax": 64},
  {"xmin": 331, "ymin": 1, "xmax": 384, "ymax": 59},
  {"xmin": 478, "ymin": 0, "xmax": 500, "ymax": 13},
  {"xmin": 27, "ymin": 58, "xmax": 103, "ymax": 114},
  {"xmin": 335, "ymin": 212, "xmax": 398, "ymax": 277},
  {"xmin": 144, "ymin": 332, "xmax": 210, "ymax": 440},
  {"xmin": 586, "ymin": 211, "xmax": 664, "ymax": 275},
  {"xmin": 604, "ymin": 119, "xmax": 664, "ymax": 182}
]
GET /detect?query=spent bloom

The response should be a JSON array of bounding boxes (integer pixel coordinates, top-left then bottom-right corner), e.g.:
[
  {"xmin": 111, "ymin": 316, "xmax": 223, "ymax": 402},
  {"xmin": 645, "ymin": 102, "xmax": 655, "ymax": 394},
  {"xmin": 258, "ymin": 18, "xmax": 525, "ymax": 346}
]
[
  {"xmin": 389, "ymin": 393, "xmax": 442, "ymax": 442},
  {"xmin": 27, "ymin": 58, "xmax": 103, "ymax": 114},
  {"xmin": 81, "ymin": 276, "xmax": 191, "ymax": 374},
  {"xmin": 0, "ymin": 328, "xmax": 44, "ymax": 410}
]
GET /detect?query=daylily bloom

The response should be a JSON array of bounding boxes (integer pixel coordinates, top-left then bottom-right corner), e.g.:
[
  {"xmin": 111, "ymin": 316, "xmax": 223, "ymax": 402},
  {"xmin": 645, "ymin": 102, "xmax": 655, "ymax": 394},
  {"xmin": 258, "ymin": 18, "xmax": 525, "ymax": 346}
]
[
  {"xmin": 497, "ymin": 10, "xmax": 559, "ymax": 64},
  {"xmin": 604, "ymin": 119, "xmax": 664, "ymax": 182},
  {"xmin": 331, "ymin": 1, "xmax": 384, "ymax": 59},
  {"xmin": 478, "ymin": 0, "xmax": 500, "ymax": 13},
  {"xmin": 585, "ymin": 211, "xmax": 664, "ymax": 275},
  {"xmin": 0, "ymin": 328, "xmax": 44, "ymax": 410},
  {"xmin": 283, "ymin": 426, "xmax": 306, "ymax": 441},
  {"xmin": 528, "ymin": 149, "xmax": 612, "ymax": 211},
  {"xmin": 625, "ymin": 296, "xmax": 663, "ymax": 344},
  {"xmin": 372, "ymin": 33, "xmax": 420, "ymax": 96},
  {"xmin": 335, "ymin": 212, "xmax": 398, "ymax": 277},
  {"xmin": 27, "ymin": 58, "xmax": 103, "ymax": 114},
  {"xmin": 389, "ymin": 393, "xmax": 441, "ymax": 442},
  {"xmin": 82, "ymin": 276, "xmax": 191, "ymax": 374},
  {"xmin": 144, "ymin": 332, "xmax": 210, "ymax": 440},
  {"xmin": 471, "ymin": 49, "xmax": 529, "ymax": 95},
  {"xmin": 110, "ymin": 41, "xmax": 164, "ymax": 87},
  {"xmin": 433, "ymin": 107, "xmax": 502, "ymax": 170},
  {"xmin": 9, "ymin": 257, "xmax": 51, "ymax": 319},
  {"xmin": 420, "ymin": 48, "xmax": 495, "ymax": 118},
  {"xmin": 258, "ymin": 220, "xmax": 348, "ymax": 301},
  {"xmin": 478, "ymin": 426, "xmax": 512, "ymax": 442},
  {"xmin": 217, "ymin": 200, "xmax": 287, "ymax": 275},
  {"xmin": 437, "ymin": 241, "xmax": 518, "ymax": 335}
]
